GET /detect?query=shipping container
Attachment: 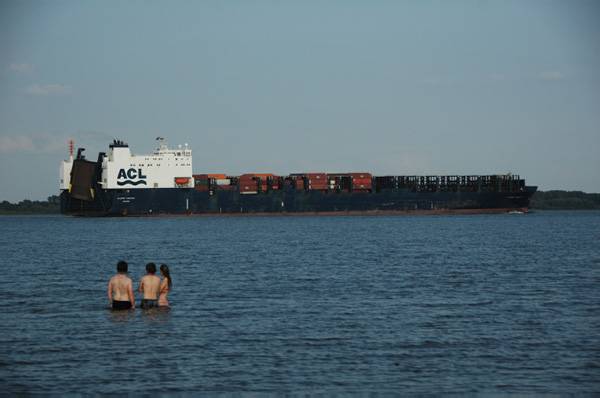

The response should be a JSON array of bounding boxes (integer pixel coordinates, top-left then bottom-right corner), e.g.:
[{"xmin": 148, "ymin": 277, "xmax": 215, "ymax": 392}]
[
  {"xmin": 353, "ymin": 183, "xmax": 372, "ymax": 190},
  {"xmin": 306, "ymin": 173, "xmax": 327, "ymax": 180},
  {"xmin": 239, "ymin": 177, "xmax": 259, "ymax": 192}
]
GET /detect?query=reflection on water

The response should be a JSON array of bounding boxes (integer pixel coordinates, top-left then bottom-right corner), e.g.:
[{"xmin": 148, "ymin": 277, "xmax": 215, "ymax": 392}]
[
  {"xmin": 106, "ymin": 308, "xmax": 136, "ymax": 324},
  {"xmin": 107, "ymin": 306, "xmax": 171, "ymax": 324},
  {"xmin": 140, "ymin": 306, "xmax": 172, "ymax": 324}
]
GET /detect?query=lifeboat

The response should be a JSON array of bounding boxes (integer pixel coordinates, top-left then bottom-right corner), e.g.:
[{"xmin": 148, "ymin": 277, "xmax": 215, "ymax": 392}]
[{"xmin": 175, "ymin": 178, "xmax": 190, "ymax": 184}]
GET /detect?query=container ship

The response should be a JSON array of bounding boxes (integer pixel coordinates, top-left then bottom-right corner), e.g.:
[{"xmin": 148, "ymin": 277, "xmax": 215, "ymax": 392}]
[{"xmin": 59, "ymin": 140, "xmax": 537, "ymax": 216}]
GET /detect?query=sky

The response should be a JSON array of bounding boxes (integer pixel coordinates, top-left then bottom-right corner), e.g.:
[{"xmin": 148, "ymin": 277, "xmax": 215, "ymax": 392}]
[{"xmin": 1, "ymin": 1, "xmax": 599, "ymax": 203}]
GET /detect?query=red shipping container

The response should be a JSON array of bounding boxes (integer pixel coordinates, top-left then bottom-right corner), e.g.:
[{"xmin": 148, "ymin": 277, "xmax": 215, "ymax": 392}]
[
  {"xmin": 240, "ymin": 179, "xmax": 259, "ymax": 190},
  {"xmin": 353, "ymin": 184, "xmax": 372, "ymax": 190},
  {"xmin": 193, "ymin": 174, "xmax": 210, "ymax": 181},
  {"xmin": 306, "ymin": 173, "xmax": 327, "ymax": 180},
  {"xmin": 309, "ymin": 184, "xmax": 328, "ymax": 190}
]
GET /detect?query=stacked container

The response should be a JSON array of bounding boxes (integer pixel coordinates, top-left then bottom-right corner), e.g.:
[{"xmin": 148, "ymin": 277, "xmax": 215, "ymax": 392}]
[
  {"xmin": 193, "ymin": 174, "xmax": 210, "ymax": 191},
  {"xmin": 352, "ymin": 173, "xmax": 372, "ymax": 192},
  {"xmin": 307, "ymin": 173, "xmax": 328, "ymax": 191},
  {"xmin": 239, "ymin": 174, "xmax": 259, "ymax": 194},
  {"xmin": 289, "ymin": 174, "xmax": 306, "ymax": 190}
]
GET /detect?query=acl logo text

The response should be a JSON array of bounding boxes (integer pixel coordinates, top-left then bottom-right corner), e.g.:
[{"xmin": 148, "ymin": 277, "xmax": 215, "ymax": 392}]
[{"xmin": 117, "ymin": 168, "xmax": 147, "ymax": 186}]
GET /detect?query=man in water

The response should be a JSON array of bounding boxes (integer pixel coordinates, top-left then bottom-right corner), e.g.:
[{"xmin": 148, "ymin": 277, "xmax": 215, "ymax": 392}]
[
  {"xmin": 138, "ymin": 262, "xmax": 161, "ymax": 308},
  {"xmin": 108, "ymin": 260, "xmax": 135, "ymax": 310}
]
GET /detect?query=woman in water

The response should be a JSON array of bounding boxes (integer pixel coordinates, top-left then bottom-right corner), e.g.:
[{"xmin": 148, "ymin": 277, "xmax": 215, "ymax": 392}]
[{"xmin": 158, "ymin": 264, "xmax": 172, "ymax": 306}]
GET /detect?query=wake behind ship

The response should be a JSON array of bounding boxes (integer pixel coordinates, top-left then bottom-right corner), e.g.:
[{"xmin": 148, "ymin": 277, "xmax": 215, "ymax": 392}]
[{"xmin": 59, "ymin": 140, "xmax": 537, "ymax": 216}]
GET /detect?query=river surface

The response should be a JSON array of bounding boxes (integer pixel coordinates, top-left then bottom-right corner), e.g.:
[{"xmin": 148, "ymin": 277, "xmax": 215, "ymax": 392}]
[{"xmin": 0, "ymin": 211, "xmax": 599, "ymax": 394}]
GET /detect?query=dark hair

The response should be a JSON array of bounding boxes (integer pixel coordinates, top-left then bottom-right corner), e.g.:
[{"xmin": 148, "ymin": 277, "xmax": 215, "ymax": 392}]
[
  {"xmin": 117, "ymin": 260, "xmax": 128, "ymax": 273},
  {"xmin": 146, "ymin": 262, "xmax": 156, "ymax": 274},
  {"xmin": 160, "ymin": 264, "xmax": 172, "ymax": 288}
]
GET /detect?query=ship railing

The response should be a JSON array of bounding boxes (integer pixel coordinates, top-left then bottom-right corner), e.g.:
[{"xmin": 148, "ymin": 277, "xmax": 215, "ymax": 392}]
[{"xmin": 385, "ymin": 174, "xmax": 528, "ymax": 193}]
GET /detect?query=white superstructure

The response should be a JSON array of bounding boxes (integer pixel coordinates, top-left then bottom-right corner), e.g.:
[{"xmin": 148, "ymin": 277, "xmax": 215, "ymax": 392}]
[
  {"xmin": 102, "ymin": 142, "xmax": 193, "ymax": 189},
  {"xmin": 59, "ymin": 156, "xmax": 73, "ymax": 190},
  {"xmin": 59, "ymin": 140, "xmax": 74, "ymax": 190}
]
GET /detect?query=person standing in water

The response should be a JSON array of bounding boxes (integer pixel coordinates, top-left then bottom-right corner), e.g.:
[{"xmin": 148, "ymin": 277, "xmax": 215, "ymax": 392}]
[
  {"xmin": 138, "ymin": 262, "xmax": 161, "ymax": 308},
  {"xmin": 158, "ymin": 264, "xmax": 172, "ymax": 306},
  {"xmin": 108, "ymin": 261, "xmax": 135, "ymax": 310}
]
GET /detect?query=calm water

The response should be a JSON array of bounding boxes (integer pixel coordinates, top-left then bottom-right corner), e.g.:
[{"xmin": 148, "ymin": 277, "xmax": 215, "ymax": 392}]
[{"xmin": 0, "ymin": 211, "xmax": 598, "ymax": 394}]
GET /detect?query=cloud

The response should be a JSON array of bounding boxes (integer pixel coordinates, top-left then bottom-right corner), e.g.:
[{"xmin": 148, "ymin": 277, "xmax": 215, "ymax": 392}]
[
  {"xmin": 8, "ymin": 63, "xmax": 35, "ymax": 75},
  {"xmin": 0, "ymin": 136, "xmax": 35, "ymax": 152},
  {"xmin": 380, "ymin": 153, "xmax": 431, "ymax": 174},
  {"xmin": 537, "ymin": 71, "xmax": 565, "ymax": 80},
  {"xmin": 0, "ymin": 134, "xmax": 73, "ymax": 153},
  {"xmin": 37, "ymin": 133, "xmax": 73, "ymax": 152},
  {"xmin": 25, "ymin": 83, "xmax": 72, "ymax": 96},
  {"xmin": 421, "ymin": 77, "xmax": 454, "ymax": 85}
]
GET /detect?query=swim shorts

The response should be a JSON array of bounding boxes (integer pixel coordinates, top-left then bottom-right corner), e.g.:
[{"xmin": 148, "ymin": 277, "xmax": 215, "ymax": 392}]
[
  {"xmin": 140, "ymin": 299, "xmax": 158, "ymax": 309},
  {"xmin": 112, "ymin": 300, "xmax": 132, "ymax": 310}
]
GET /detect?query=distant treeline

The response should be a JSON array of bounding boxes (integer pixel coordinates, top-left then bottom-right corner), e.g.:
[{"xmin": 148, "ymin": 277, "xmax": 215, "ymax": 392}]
[
  {"xmin": 530, "ymin": 191, "xmax": 600, "ymax": 210},
  {"xmin": 0, "ymin": 191, "xmax": 599, "ymax": 214},
  {"xmin": 0, "ymin": 195, "xmax": 60, "ymax": 214}
]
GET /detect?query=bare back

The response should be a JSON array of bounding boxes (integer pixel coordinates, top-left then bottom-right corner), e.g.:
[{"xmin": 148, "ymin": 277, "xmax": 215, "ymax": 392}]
[
  {"xmin": 158, "ymin": 278, "xmax": 170, "ymax": 304},
  {"xmin": 109, "ymin": 274, "xmax": 133, "ymax": 301},
  {"xmin": 138, "ymin": 274, "xmax": 161, "ymax": 299}
]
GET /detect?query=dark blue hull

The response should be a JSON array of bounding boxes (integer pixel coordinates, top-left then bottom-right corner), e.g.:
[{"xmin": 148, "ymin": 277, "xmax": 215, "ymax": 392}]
[{"xmin": 61, "ymin": 186, "xmax": 537, "ymax": 216}]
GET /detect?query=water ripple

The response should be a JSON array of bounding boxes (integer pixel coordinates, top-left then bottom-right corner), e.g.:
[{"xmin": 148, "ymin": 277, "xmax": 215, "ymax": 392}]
[{"xmin": 0, "ymin": 212, "xmax": 599, "ymax": 393}]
